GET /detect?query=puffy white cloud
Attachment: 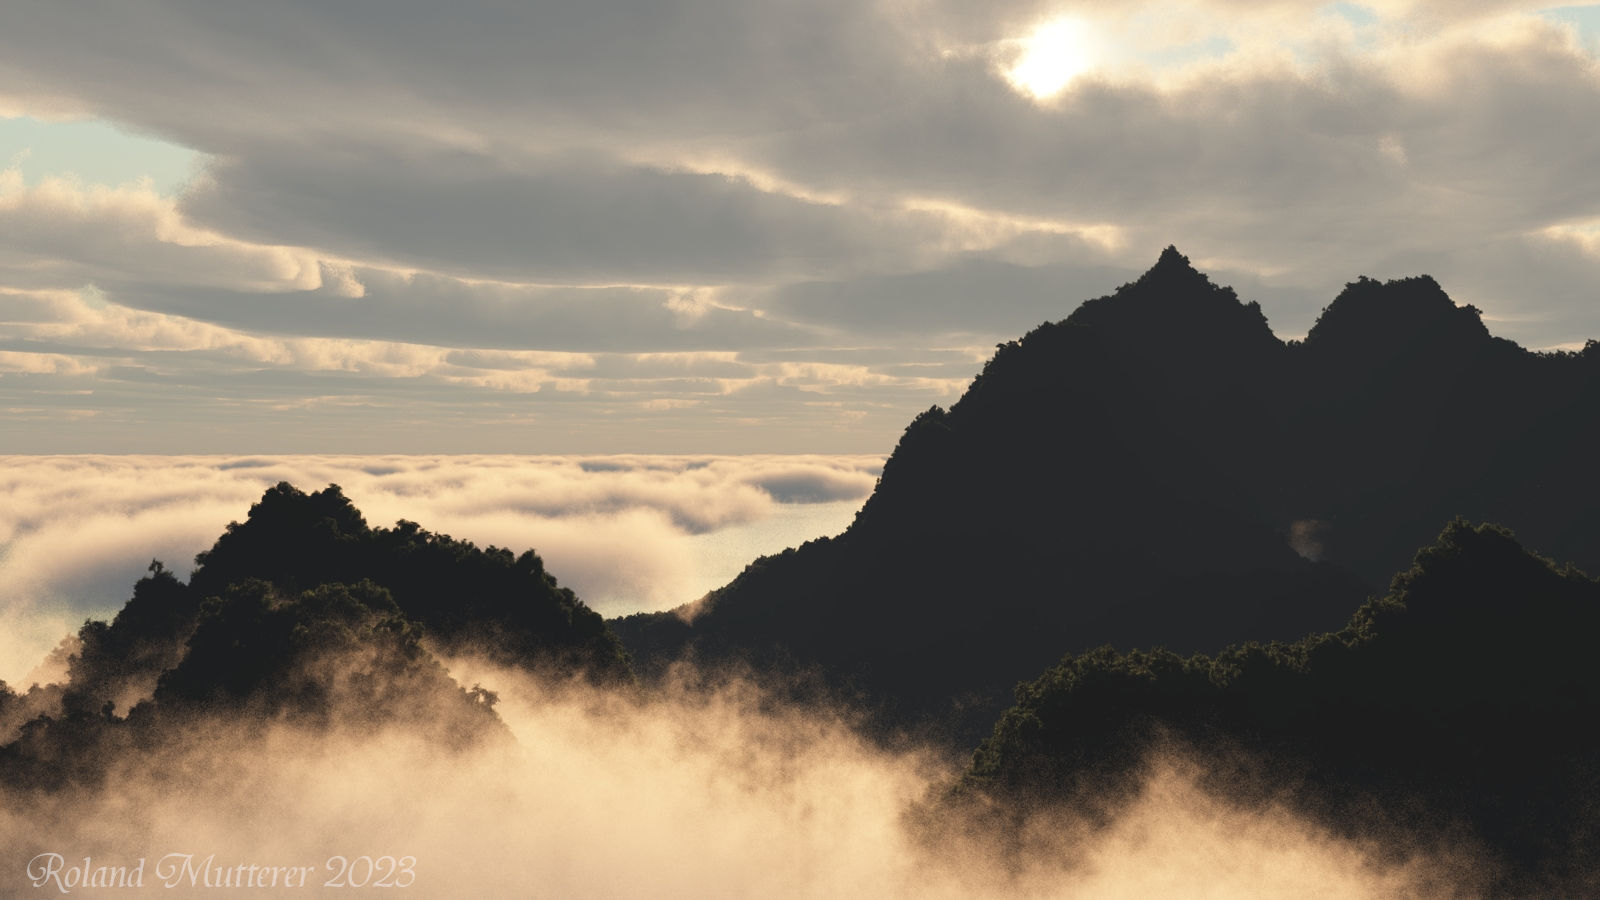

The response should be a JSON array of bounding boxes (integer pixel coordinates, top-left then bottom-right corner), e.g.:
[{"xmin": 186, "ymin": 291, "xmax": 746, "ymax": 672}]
[{"xmin": 0, "ymin": 170, "xmax": 328, "ymax": 294}]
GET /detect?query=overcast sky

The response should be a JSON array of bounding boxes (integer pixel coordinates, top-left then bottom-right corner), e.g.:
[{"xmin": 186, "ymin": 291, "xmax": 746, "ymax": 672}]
[{"xmin": 3, "ymin": 1, "xmax": 1599, "ymax": 453}]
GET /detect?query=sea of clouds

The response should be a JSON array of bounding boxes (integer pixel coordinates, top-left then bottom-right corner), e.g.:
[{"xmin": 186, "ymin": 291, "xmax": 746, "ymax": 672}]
[{"xmin": 0, "ymin": 454, "xmax": 881, "ymax": 686}]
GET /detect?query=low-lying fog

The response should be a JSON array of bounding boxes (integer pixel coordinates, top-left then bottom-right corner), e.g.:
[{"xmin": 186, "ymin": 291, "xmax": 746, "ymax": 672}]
[{"xmin": 3, "ymin": 660, "xmax": 1471, "ymax": 899}]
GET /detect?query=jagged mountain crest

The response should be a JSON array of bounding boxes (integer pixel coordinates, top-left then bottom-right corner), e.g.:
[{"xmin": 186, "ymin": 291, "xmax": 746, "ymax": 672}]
[
  {"xmin": 616, "ymin": 247, "xmax": 1600, "ymax": 744},
  {"xmin": 948, "ymin": 246, "xmax": 1280, "ymax": 431},
  {"xmin": 1066, "ymin": 245, "xmax": 1274, "ymax": 342}
]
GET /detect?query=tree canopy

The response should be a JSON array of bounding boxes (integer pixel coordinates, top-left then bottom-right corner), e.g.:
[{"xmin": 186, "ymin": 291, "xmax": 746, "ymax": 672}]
[{"xmin": 959, "ymin": 520, "xmax": 1600, "ymax": 896}]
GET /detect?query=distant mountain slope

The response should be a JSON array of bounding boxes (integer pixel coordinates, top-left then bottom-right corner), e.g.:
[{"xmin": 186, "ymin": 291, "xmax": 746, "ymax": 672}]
[
  {"xmin": 615, "ymin": 247, "xmax": 1600, "ymax": 741},
  {"xmin": 957, "ymin": 521, "xmax": 1600, "ymax": 897}
]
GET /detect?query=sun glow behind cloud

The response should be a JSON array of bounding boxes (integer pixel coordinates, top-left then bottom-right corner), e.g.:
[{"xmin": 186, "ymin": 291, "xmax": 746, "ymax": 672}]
[{"xmin": 1004, "ymin": 17, "xmax": 1100, "ymax": 99}]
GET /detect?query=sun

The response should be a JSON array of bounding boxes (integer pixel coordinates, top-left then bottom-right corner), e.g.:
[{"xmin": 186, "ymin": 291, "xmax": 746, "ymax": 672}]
[{"xmin": 1005, "ymin": 17, "xmax": 1098, "ymax": 100}]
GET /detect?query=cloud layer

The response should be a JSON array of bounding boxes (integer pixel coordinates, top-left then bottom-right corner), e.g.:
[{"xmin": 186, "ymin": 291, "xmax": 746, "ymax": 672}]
[
  {"xmin": 3, "ymin": 1, "xmax": 1599, "ymax": 448},
  {"xmin": 0, "ymin": 454, "xmax": 879, "ymax": 686}
]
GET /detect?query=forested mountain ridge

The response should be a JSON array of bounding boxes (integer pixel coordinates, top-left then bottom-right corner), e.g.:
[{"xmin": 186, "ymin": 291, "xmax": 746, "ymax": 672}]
[
  {"xmin": 0, "ymin": 483, "xmax": 629, "ymax": 791},
  {"xmin": 184, "ymin": 482, "xmax": 629, "ymax": 681},
  {"xmin": 614, "ymin": 247, "xmax": 1600, "ymax": 741},
  {"xmin": 954, "ymin": 520, "xmax": 1600, "ymax": 897}
]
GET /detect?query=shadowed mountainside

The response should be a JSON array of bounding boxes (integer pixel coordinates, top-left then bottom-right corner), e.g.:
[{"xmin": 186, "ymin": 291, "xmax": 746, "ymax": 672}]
[
  {"xmin": 614, "ymin": 247, "xmax": 1600, "ymax": 741},
  {"xmin": 951, "ymin": 521, "xmax": 1600, "ymax": 897}
]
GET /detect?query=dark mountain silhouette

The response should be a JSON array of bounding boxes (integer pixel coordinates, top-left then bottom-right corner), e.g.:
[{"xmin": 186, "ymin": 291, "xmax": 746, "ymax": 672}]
[
  {"xmin": 1289, "ymin": 275, "xmax": 1600, "ymax": 589},
  {"xmin": 952, "ymin": 521, "xmax": 1600, "ymax": 897},
  {"xmin": 614, "ymin": 247, "xmax": 1600, "ymax": 742},
  {"xmin": 185, "ymin": 483, "xmax": 629, "ymax": 681},
  {"xmin": 0, "ymin": 483, "xmax": 628, "ymax": 791}
]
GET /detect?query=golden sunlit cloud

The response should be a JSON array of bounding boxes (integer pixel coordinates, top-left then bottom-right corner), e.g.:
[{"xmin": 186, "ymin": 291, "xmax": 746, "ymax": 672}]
[
  {"xmin": 1540, "ymin": 218, "xmax": 1600, "ymax": 256},
  {"xmin": 1004, "ymin": 17, "xmax": 1100, "ymax": 100}
]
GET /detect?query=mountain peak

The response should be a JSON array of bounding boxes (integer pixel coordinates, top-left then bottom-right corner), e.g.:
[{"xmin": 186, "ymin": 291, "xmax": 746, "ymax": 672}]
[
  {"xmin": 1059, "ymin": 245, "xmax": 1276, "ymax": 362},
  {"xmin": 1156, "ymin": 244, "xmax": 1193, "ymax": 270},
  {"xmin": 1104, "ymin": 245, "xmax": 1237, "ymax": 307},
  {"xmin": 1302, "ymin": 274, "xmax": 1491, "ymax": 357},
  {"xmin": 1132, "ymin": 244, "xmax": 1207, "ymax": 289}
]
